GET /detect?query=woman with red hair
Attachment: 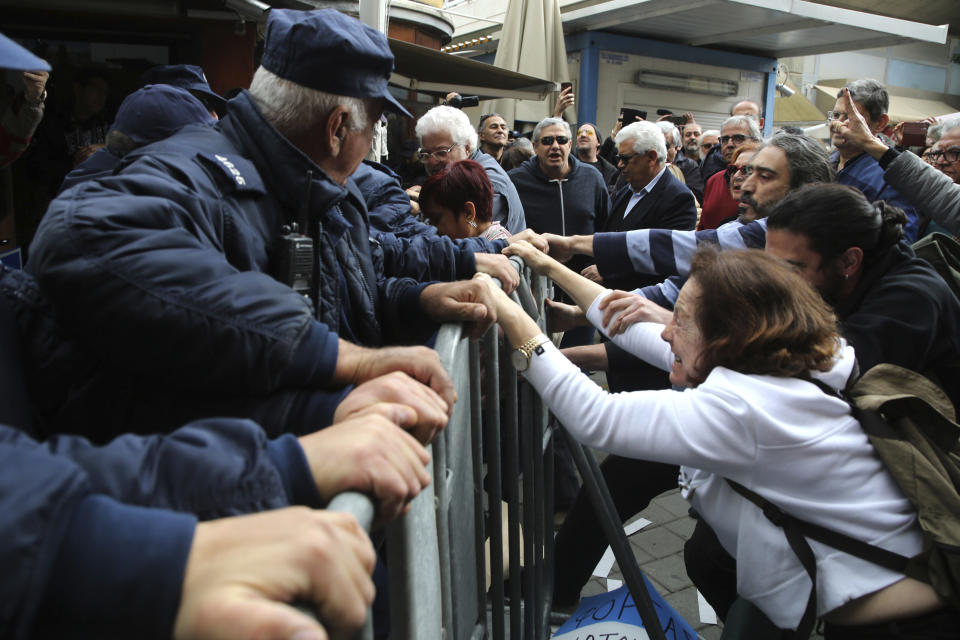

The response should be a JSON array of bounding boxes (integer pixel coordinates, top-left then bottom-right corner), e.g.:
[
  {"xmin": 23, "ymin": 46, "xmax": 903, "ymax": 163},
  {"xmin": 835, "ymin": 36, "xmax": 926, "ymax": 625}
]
[{"xmin": 419, "ymin": 159, "xmax": 510, "ymax": 241}]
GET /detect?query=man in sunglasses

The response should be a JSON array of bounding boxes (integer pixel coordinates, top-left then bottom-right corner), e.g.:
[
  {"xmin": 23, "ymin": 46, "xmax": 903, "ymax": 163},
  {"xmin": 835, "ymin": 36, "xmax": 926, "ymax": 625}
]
[
  {"xmin": 507, "ymin": 117, "xmax": 609, "ymax": 270},
  {"xmin": 574, "ymin": 123, "xmax": 619, "ymax": 194}
]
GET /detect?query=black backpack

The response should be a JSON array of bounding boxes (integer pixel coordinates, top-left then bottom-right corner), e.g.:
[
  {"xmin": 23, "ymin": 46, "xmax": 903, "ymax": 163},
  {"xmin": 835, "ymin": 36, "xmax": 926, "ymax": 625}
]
[{"xmin": 728, "ymin": 363, "xmax": 960, "ymax": 639}]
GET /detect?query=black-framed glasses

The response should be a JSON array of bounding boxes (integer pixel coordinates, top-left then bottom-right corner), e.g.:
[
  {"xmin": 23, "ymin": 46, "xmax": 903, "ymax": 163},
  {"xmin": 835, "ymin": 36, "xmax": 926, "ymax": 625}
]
[
  {"xmin": 616, "ymin": 152, "xmax": 639, "ymax": 165},
  {"xmin": 926, "ymin": 148, "xmax": 960, "ymax": 163},
  {"xmin": 720, "ymin": 134, "xmax": 749, "ymax": 145},
  {"xmin": 538, "ymin": 135, "xmax": 570, "ymax": 146},
  {"xmin": 417, "ymin": 142, "xmax": 460, "ymax": 162}
]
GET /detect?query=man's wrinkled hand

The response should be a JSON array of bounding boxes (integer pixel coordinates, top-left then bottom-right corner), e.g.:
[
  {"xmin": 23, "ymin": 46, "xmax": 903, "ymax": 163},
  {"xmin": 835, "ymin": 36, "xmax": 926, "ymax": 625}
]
[
  {"xmin": 299, "ymin": 408, "xmax": 432, "ymax": 524},
  {"xmin": 420, "ymin": 280, "xmax": 497, "ymax": 340},
  {"xmin": 541, "ymin": 233, "xmax": 573, "ymax": 262},
  {"xmin": 22, "ymin": 70, "xmax": 48, "ymax": 103},
  {"xmin": 508, "ymin": 228, "xmax": 549, "ymax": 253},
  {"xmin": 475, "ymin": 252, "xmax": 519, "ymax": 294},
  {"xmin": 341, "ymin": 344, "xmax": 456, "ymax": 414},
  {"xmin": 334, "ymin": 371, "xmax": 450, "ymax": 444},
  {"xmin": 544, "ymin": 298, "xmax": 587, "ymax": 333},
  {"xmin": 580, "ymin": 264, "xmax": 603, "ymax": 283},
  {"xmin": 503, "ymin": 239, "xmax": 553, "ymax": 274},
  {"xmin": 174, "ymin": 508, "xmax": 375, "ymax": 640}
]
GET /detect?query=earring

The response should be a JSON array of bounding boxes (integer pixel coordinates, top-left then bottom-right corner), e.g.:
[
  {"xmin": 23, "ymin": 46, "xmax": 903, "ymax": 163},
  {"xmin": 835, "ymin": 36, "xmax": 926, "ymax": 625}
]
[{"xmin": 468, "ymin": 220, "xmax": 478, "ymax": 228}]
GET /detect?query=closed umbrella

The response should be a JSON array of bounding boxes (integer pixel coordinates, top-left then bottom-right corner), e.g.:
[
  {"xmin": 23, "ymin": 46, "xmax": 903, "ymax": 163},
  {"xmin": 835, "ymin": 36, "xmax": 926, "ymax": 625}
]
[{"xmin": 483, "ymin": 0, "xmax": 568, "ymax": 127}]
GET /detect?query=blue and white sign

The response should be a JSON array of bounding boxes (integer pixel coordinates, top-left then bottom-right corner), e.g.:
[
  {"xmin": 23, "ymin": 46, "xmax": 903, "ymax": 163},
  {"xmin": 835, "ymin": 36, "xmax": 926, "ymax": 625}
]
[{"xmin": 552, "ymin": 578, "xmax": 697, "ymax": 640}]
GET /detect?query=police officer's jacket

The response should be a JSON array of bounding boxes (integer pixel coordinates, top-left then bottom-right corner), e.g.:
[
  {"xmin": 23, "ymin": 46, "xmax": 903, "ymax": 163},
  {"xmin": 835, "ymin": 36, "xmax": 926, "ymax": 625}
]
[{"xmin": 27, "ymin": 90, "xmax": 433, "ymax": 441}]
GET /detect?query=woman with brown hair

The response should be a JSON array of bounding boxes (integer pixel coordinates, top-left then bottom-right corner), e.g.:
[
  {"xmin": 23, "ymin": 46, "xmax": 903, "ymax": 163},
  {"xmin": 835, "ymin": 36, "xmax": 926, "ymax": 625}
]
[{"xmin": 476, "ymin": 243, "xmax": 947, "ymax": 638}]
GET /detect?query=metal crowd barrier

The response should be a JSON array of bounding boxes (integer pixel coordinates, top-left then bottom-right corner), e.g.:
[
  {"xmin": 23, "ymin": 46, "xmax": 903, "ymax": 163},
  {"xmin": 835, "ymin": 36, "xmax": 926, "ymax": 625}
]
[{"xmin": 330, "ymin": 256, "xmax": 666, "ymax": 640}]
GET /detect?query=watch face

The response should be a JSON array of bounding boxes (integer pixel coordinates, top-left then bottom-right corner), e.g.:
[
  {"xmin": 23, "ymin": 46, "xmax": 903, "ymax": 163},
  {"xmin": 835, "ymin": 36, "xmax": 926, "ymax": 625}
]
[{"xmin": 511, "ymin": 348, "xmax": 529, "ymax": 372}]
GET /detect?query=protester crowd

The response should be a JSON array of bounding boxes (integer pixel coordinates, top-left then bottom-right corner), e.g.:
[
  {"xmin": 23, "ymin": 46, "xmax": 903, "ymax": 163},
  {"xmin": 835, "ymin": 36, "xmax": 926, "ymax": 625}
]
[{"xmin": 3, "ymin": 7, "xmax": 960, "ymax": 640}]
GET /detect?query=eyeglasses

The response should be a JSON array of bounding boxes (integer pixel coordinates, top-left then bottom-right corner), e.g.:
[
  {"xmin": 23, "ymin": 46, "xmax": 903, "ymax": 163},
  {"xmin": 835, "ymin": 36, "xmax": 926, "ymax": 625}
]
[
  {"xmin": 725, "ymin": 164, "xmax": 751, "ymax": 179},
  {"xmin": 577, "ymin": 129, "xmax": 596, "ymax": 137},
  {"xmin": 926, "ymin": 148, "xmax": 960, "ymax": 163},
  {"xmin": 538, "ymin": 135, "xmax": 570, "ymax": 146},
  {"xmin": 719, "ymin": 134, "xmax": 749, "ymax": 145},
  {"xmin": 615, "ymin": 152, "xmax": 639, "ymax": 165},
  {"xmin": 417, "ymin": 142, "xmax": 459, "ymax": 162},
  {"xmin": 826, "ymin": 110, "xmax": 847, "ymax": 122}
]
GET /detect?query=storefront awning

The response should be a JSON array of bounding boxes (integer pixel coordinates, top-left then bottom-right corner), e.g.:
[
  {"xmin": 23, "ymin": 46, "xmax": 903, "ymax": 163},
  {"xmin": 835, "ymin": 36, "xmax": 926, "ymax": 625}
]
[{"xmin": 388, "ymin": 38, "xmax": 557, "ymax": 101}]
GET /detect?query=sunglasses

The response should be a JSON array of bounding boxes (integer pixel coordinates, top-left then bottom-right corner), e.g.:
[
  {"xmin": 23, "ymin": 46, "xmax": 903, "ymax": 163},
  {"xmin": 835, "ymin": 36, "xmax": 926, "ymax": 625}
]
[
  {"xmin": 539, "ymin": 135, "xmax": 570, "ymax": 146},
  {"xmin": 720, "ymin": 134, "xmax": 749, "ymax": 145},
  {"xmin": 725, "ymin": 164, "xmax": 751, "ymax": 178},
  {"xmin": 615, "ymin": 152, "xmax": 639, "ymax": 164},
  {"xmin": 577, "ymin": 128, "xmax": 596, "ymax": 137}
]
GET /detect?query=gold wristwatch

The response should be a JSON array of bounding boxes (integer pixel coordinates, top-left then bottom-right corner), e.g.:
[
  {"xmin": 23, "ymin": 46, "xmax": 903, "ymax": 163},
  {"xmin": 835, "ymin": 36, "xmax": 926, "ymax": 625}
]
[{"xmin": 511, "ymin": 334, "xmax": 550, "ymax": 372}]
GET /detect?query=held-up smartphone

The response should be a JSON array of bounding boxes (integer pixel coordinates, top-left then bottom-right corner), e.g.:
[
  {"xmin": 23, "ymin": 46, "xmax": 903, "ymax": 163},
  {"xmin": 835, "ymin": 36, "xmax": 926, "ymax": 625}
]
[
  {"xmin": 667, "ymin": 115, "xmax": 687, "ymax": 127},
  {"xmin": 560, "ymin": 81, "xmax": 573, "ymax": 93},
  {"xmin": 901, "ymin": 121, "xmax": 930, "ymax": 148},
  {"xmin": 620, "ymin": 107, "xmax": 647, "ymax": 124}
]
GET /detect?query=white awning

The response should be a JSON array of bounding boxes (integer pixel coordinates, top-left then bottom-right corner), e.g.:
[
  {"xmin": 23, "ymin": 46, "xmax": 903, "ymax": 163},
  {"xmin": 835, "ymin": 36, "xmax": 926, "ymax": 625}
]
[{"xmin": 456, "ymin": 0, "xmax": 949, "ymax": 59}]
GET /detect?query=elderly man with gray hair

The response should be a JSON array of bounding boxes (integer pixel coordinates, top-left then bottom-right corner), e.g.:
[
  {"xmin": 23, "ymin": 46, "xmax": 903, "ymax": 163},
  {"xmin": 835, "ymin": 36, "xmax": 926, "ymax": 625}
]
[
  {"xmin": 655, "ymin": 120, "xmax": 704, "ymax": 203},
  {"xmin": 413, "ymin": 105, "xmax": 525, "ymax": 233},
  {"xmin": 508, "ymin": 116, "xmax": 610, "ymax": 246},
  {"xmin": 592, "ymin": 121, "xmax": 696, "ymax": 283}
]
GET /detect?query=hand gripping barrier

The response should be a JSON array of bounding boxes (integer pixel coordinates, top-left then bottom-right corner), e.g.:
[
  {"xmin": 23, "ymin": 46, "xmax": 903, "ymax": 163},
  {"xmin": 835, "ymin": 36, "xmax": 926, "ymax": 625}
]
[{"xmin": 327, "ymin": 256, "xmax": 665, "ymax": 640}]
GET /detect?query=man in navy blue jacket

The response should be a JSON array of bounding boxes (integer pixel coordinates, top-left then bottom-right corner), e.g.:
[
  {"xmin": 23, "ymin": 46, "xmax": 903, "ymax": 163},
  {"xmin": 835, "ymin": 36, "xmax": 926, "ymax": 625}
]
[{"xmin": 26, "ymin": 9, "xmax": 496, "ymax": 442}]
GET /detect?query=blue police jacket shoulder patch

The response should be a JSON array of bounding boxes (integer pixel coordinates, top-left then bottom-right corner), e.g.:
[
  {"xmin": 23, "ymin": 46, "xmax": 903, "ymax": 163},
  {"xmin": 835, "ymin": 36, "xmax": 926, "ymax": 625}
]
[{"xmin": 196, "ymin": 152, "xmax": 266, "ymax": 195}]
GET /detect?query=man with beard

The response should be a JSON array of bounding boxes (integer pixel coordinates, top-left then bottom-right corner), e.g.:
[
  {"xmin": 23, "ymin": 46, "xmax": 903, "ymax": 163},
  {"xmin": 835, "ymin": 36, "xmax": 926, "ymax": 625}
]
[
  {"xmin": 573, "ymin": 122, "xmax": 618, "ymax": 194},
  {"xmin": 680, "ymin": 121, "xmax": 702, "ymax": 161},
  {"xmin": 477, "ymin": 112, "xmax": 509, "ymax": 163}
]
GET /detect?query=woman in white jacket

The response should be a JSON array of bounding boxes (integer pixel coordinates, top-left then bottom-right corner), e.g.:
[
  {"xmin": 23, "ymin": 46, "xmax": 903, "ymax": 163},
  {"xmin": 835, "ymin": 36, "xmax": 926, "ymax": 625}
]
[{"xmin": 479, "ymin": 244, "xmax": 952, "ymax": 638}]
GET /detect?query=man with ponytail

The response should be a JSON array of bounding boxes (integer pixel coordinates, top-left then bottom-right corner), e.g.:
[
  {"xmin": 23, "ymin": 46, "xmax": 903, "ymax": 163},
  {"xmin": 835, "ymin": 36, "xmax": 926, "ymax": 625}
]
[{"xmin": 765, "ymin": 183, "xmax": 960, "ymax": 409}]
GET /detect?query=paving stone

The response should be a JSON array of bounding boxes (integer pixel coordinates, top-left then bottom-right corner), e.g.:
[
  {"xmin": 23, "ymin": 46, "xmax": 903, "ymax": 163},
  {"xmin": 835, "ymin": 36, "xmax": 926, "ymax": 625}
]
[
  {"xmin": 630, "ymin": 524, "xmax": 686, "ymax": 560},
  {"xmin": 654, "ymin": 489, "xmax": 694, "ymax": 519},
  {"xmin": 627, "ymin": 538, "xmax": 656, "ymax": 565},
  {"xmin": 639, "ymin": 554, "xmax": 693, "ymax": 592},
  {"xmin": 636, "ymin": 501, "xmax": 674, "ymax": 527},
  {"xmin": 698, "ymin": 624, "xmax": 724, "ymax": 640},
  {"xmin": 665, "ymin": 516, "xmax": 697, "ymax": 539},
  {"xmin": 663, "ymin": 586, "xmax": 715, "ymax": 632}
]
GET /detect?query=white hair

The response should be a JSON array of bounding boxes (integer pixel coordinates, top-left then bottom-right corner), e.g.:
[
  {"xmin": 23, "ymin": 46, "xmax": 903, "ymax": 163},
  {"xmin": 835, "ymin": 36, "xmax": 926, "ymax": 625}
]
[
  {"xmin": 415, "ymin": 105, "xmax": 478, "ymax": 153},
  {"xmin": 532, "ymin": 117, "xmax": 571, "ymax": 143},
  {"xmin": 701, "ymin": 129, "xmax": 720, "ymax": 139},
  {"xmin": 655, "ymin": 121, "xmax": 681, "ymax": 149},
  {"xmin": 248, "ymin": 67, "xmax": 371, "ymax": 140},
  {"xmin": 615, "ymin": 121, "xmax": 667, "ymax": 165},
  {"xmin": 721, "ymin": 115, "xmax": 761, "ymax": 140},
  {"xmin": 941, "ymin": 116, "xmax": 960, "ymax": 137}
]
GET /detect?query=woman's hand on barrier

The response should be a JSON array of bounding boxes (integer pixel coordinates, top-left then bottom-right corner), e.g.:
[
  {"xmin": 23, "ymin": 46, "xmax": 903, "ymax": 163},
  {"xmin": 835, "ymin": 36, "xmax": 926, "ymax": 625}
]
[
  {"xmin": 598, "ymin": 291, "xmax": 672, "ymax": 335},
  {"xmin": 507, "ymin": 228, "xmax": 549, "ymax": 253},
  {"xmin": 544, "ymin": 298, "xmax": 587, "ymax": 332},
  {"xmin": 473, "ymin": 273, "xmax": 542, "ymax": 348},
  {"xmin": 300, "ymin": 407, "xmax": 432, "ymax": 523},
  {"xmin": 174, "ymin": 508, "xmax": 375, "ymax": 640},
  {"xmin": 502, "ymin": 240, "xmax": 554, "ymax": 274},
  {"xmin": 475, "ymin": 252, "xmax": 519, "ymax": 294},
  {"xmin": 333, "ymin": 371, "xmax": 450, "ymax": 444},
  {"xmin": 335, "ymin": 343, "xmax": 456, "ymax": 413},
  {"xmin": 420, "ymin": 280, "xmax": 498, "ymax": 340}
]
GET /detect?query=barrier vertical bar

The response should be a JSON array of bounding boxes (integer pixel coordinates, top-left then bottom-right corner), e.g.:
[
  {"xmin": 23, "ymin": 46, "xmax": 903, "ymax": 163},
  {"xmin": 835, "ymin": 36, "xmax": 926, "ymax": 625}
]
[
  {"xmin": 500, "ymin": 332, "xmax": 523, "ymax": 639},
  {"xmin": 482, "ymin": 324, "xmax": 506, "ymax": 639},
  {"xmin": 470, "ymin": 339, "xmax": 487, "ymax": 627}
]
